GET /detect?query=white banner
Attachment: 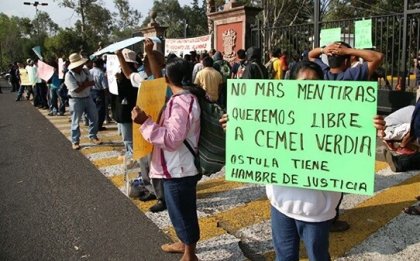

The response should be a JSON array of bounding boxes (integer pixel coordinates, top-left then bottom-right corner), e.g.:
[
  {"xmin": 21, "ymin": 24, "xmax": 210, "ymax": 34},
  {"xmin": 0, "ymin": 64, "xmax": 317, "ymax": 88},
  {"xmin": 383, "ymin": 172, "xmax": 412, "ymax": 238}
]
[{"xmin": 165, "ymin": 35, "xmax": 211, "ymax": 56}]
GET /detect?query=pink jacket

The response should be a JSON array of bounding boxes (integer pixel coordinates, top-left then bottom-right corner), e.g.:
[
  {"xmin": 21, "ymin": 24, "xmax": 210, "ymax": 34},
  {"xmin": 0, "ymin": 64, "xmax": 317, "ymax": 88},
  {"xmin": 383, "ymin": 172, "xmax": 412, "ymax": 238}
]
[{"xmin": 140, "ymin": 92, "xmax": 201, "ymax": 179}]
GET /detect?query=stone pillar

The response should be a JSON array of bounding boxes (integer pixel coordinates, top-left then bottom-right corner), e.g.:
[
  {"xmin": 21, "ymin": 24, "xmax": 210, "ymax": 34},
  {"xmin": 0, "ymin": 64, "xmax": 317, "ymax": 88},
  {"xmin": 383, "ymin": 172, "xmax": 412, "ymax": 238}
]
[
  {"xmin": 138, "ymin": 11, "xmax": 168, "ymax": 54},
  {"xmin": 208, "ymin": 1, "xmax": 262, "ymax": 62}
]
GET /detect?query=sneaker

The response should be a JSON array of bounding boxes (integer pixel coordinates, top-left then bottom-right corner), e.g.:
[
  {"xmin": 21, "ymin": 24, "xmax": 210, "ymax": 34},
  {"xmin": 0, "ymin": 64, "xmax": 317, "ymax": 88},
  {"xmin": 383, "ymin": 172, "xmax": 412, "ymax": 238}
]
[
  {"xmin": 72, "ymin": 143, "xmax": 81, "ymax": 150},
  {"xmin": 383, "ymin": 148, "xmax": 400, "ymax": 172},
  {"xmin": 149, "ymin": 200, "xmax": 166, "ymax": 213},
  {"xmin": 57, "ymin": 112, "xmax": 65, "ymax": 116},
  {"xmin": 90, "ymin": 137, "xmax": 102, "ymax": 145},
  {"xmin": 47, "ymin": 112, "xmax": 57, "ymax": 116},
  {"xmin": 330, "ymin": 220, "xmax": 350, "ymax": 232}
]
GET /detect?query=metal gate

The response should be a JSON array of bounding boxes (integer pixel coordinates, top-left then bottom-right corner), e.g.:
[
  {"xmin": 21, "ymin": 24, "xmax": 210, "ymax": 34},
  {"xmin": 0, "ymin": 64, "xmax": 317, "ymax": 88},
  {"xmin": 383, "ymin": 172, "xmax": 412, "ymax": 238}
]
[{"xmin": 251, "ymin": 12, "xmax": 420, "ymax": 90}]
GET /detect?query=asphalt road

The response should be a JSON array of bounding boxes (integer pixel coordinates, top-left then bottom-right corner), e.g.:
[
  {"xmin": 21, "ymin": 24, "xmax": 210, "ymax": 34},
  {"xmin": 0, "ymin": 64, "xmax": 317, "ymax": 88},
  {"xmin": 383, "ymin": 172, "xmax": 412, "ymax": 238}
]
[{"xmin": 0, "ymin": 90, "xmax": 178, "ymax": 260}]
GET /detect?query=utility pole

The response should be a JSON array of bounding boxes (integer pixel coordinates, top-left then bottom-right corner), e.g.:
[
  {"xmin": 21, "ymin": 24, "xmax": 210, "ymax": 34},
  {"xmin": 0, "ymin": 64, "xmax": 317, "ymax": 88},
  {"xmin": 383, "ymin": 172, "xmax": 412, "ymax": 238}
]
[
  {"xmin": 313, "ymin": 0, "xmax": 320, "ymax": 48},
  {"xmin": 183, "ymin": 19, "xmax": 188, "ymax": 38},
  {"xmin": 23, "ymin": 1, "xmax": 48, "ymax": 46}
]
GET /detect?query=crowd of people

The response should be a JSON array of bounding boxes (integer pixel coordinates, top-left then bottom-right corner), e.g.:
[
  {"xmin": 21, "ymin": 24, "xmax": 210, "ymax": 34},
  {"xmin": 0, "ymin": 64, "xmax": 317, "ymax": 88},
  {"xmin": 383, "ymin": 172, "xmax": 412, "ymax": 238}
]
[{"xmin": 3, "ymin": 39, "xmax": 420, "ymax": 261}]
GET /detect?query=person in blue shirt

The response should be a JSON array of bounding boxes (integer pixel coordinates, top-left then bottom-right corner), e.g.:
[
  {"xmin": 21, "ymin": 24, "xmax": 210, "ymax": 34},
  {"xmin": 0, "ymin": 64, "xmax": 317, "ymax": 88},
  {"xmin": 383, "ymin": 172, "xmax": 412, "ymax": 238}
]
[{"xmin": 309, "ymin": 41, "xmax": 383, "ymax": 81}]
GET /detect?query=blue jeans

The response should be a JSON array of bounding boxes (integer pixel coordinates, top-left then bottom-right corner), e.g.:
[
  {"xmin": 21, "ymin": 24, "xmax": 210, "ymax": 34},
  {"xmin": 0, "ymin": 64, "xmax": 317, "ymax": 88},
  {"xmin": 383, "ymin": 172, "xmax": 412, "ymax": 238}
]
[
  {"xmin": 49, "ymin": 87, "xmax": 59, "ymax": 114},
  {"xmin": 16, "ymin": 85, "xmax": 29, "ymax": 100},
  {"xmin": 90, "ymin": 89, "xmax": 106, "ymax": 129},
  {"xmin": 69, "ymin": 97, "xmax": 98, "ymax": 144},
  {"xmin": 271, "ymin": 206, "xmax": 331, "ymax": 261},
  {"xmin": 163, "ymin": 175, "xmax": 200, "ymax": 245},
  {"xmin": 118, "ymin": 122, "xmax": 133, "ymax": 157}
]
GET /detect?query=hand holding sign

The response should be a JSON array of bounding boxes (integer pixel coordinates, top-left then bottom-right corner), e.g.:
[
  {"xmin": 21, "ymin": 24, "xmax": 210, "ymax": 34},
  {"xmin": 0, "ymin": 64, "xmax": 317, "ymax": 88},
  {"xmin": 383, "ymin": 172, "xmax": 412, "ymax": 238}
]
[{"xmin": 131, "ymin": 106, "xmax": 149, "ymax": 125}]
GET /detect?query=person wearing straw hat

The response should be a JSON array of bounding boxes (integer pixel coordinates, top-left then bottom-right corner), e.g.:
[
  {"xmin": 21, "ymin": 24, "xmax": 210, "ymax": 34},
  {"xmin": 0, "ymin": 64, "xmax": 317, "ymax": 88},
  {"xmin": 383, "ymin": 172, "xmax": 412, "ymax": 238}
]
[{"xmin": 64, "ymin": 53, "xmax": 102, "ymax": 150}]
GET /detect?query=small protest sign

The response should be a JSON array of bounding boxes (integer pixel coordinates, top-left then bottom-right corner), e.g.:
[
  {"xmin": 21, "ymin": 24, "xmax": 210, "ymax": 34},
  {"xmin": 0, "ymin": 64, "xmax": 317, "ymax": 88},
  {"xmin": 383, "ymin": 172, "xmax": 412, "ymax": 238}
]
[
  {"xmin": 106, "ymin": 55, "xmax": 120, "ymax": 95},
  {"xmin": 58, "ymin": 58, "xmax": 65, "ymax": 79},
  {"xmin": 226, "ymin": 79, "xmax": 377, "ymax": 195},
  {"xmin": 355, "ymin": 19, "xmax": 373, "ymax": 49},
  {"xmin": 132, "ymin": 77, "xmax": 168, "ymax": 160},
  {"xmin": 320, "ymin": 28, "xmax": 341, "ymax": 47},
  {"xmin": 37, "ymin": 60, "xmax": 55, "ymax": 82}
]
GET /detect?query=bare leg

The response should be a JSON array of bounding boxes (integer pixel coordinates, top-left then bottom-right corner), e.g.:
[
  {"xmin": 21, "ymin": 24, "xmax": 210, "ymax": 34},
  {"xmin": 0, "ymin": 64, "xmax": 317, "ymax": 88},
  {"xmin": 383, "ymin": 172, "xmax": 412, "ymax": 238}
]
[{"xmin": 180, "ymin": 243, "xmax": 198, "ymax": 261}]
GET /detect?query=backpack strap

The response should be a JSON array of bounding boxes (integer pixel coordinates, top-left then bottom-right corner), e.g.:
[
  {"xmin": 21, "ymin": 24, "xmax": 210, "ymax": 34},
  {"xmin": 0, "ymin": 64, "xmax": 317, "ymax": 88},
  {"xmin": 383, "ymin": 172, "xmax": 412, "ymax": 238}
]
[
  {"xmin": 253, "ymin": 62, "xmax": 265, "ymax": 79},
  {"xmin": 183, "ymin": 140, "xmax": 197, "ymax": 156}
]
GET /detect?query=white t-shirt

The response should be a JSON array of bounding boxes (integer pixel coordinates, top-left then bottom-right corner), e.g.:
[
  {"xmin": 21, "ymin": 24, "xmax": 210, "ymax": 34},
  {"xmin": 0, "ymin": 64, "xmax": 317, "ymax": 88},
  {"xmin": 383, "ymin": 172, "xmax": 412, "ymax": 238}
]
[{"xmin": 266, "ymin": 185, "xmax": 341, "ymax": 222}]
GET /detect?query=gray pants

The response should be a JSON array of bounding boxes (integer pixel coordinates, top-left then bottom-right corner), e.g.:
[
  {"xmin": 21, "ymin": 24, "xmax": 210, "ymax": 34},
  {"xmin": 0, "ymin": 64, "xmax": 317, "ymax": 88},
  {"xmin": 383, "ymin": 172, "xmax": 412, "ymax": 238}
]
[{"xmin": 139, "ymin": 155, "xmax": 164, "ymax": 201}]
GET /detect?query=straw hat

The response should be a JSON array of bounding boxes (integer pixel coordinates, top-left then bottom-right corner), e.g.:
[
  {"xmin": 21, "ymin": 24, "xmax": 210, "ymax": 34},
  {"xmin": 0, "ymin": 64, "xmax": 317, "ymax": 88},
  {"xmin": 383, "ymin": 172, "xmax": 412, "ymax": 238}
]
[
  {"xmin": 68, "ymin": 53, "xmax": 88, "ymax": 70},
  {"xmin": 122, "ymin": 49, "xmax": 138, "ymax": 64}
]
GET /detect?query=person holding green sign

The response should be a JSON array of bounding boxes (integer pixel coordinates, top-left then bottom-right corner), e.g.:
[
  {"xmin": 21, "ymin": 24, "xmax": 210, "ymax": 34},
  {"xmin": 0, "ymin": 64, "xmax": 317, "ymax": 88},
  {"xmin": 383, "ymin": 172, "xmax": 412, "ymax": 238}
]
[{"xmin": 220, "ymin": 61, "xmax": 342, "ymax": 261}]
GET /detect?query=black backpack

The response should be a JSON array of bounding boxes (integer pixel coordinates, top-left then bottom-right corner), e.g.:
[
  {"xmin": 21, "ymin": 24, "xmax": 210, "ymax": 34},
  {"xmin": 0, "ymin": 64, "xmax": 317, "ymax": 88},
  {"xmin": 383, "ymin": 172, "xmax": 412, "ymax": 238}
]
[{"xmin": 182, "ymin": 86, "xmax": 226, "ymax": 176}]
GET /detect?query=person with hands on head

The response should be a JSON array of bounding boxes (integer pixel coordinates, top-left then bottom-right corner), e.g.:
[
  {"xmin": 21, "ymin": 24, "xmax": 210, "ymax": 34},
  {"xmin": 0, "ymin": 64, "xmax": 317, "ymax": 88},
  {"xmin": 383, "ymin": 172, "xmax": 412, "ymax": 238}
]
[
  {"xmin": 309, "ymin": 41, "xmax": 384, "ymax": 80},
  {"xmin": 132, "ymin": 58, "xmax": 202, "ymax": 261}
]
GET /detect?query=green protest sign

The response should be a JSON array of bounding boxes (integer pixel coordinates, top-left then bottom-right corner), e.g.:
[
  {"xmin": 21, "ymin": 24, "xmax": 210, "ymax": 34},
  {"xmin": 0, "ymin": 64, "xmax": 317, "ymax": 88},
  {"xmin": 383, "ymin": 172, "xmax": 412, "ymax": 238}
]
[
  {"xmin": 320, "ymin": 28, "xmax": 341, "ymax": 47},
  {"xmin": 355, "ymin": 19, "xmax": 373, "ymax": 49},
  {"xmin": 226, "ymin": 80, "xmax": 377, "ymax": 195}
]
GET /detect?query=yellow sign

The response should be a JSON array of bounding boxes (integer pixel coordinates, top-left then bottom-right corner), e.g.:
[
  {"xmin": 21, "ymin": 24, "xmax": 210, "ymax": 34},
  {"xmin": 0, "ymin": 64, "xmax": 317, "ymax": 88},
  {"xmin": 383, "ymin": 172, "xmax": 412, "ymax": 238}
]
[{"xmin": 133, "ymin": 77, "xmax": 168, "ymax": 160}]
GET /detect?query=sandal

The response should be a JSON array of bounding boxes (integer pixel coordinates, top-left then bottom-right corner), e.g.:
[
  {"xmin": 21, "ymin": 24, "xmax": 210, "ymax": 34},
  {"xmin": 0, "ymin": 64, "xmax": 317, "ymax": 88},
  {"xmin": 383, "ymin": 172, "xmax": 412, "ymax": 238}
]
[
  {"xmin": 161, "ymin": 242, "xmax": 185, "ymax": 253},
  {"xmin": 402, "ymin": 205, "xmax": 420, "ymax": 215}
]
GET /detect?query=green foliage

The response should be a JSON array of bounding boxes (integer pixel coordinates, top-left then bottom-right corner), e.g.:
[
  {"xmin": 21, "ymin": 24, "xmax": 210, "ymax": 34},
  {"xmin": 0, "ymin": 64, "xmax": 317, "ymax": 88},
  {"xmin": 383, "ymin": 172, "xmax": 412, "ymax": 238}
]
[
  {"xmin": 0, "ymin": 13, "xmax": 33, "ymax": 70},
  {"xmin": 142, "ymin": 0, "xmax": 209, "ymax": 38},
  {"xmin": 44, "ymin": 28, "xmax": 84, "ymax": 59},
  {"xmin": 113, "ymin": 0, "xmax": 142, "ymax": 28}
]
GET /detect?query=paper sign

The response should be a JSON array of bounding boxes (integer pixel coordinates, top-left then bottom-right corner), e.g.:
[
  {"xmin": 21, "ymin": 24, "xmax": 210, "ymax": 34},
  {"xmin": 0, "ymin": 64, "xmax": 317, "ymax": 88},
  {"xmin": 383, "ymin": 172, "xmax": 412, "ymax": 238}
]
[
  {"xmin": 225, "ymin": 79, "xmax": 377, "ymax": 195},
  {"xmin": 36, "ymin": 60, "xmax": 55, "ymax": 82},
  {"xmin": 165, "ymin": 35, "xmax": 212, "ymax": 56},
  {"xmin": 91, "ymin": 36, "xmax": 161, "ymax": 58},
  {"xmin": 133, "ymin": 77, "xmax": 168, "ymax": 160},
  {"xmin": 106, "ymin": 55, "xmax": 120, "ymax": 95},
  {"xmin": 32, "ymin": 46, "xmax": 43, "ymax": 60},
  {"xmin": 58, "ymin": 58, "xmax": 65, "ymax": 79},
  {"xmin": 320, "ymin": 28, "xmax": 341, "ymax": 47},
  {"xmin": 355, "ymin": 19, "xmax": 373, "ymax": 49}
]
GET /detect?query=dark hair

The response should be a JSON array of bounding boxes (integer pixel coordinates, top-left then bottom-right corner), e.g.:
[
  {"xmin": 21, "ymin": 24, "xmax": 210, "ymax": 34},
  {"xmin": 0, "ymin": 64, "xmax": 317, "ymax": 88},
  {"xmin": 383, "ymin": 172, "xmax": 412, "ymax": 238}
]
[
  {"xmin": 271, "ymin": 48, "xmax": 282, "ymax": 57},
  {"xmin": 92, "ymin": 58, "xmax": 104, "ymax": 68},
  {"xmin": 290, "ymin": 60, "xmax": 324, "ymax": 80},
  {"xmin": 237, "ymin": 49, "xmax": 246, "ymax": 59},
  {"xmin": 202, "ymin": 56, "xmax": 214, "ymax": 67},
  {"xmin": 166, "ymin": 53, "xmax": 178, "ymax": 64},
  {"xmin": 165, "ymin": 58, "xmax": 206, "ymax": 98},
  {"xmin": 200, "ymin": 53, "xmax": 209, "ymax": 61},
  {"xmin": 184, "ymin": 54, "xmax": 191, "ymax": 61}
]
